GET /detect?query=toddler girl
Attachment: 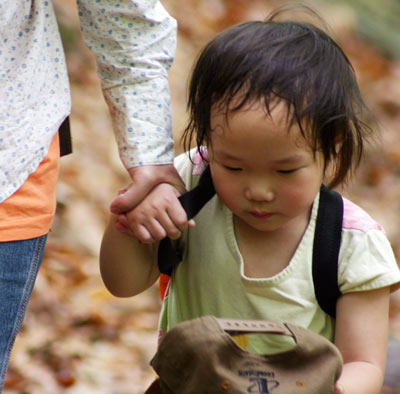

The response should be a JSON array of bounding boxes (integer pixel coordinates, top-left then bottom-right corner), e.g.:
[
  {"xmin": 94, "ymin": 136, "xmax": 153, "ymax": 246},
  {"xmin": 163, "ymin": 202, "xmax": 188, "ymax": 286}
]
[{"xmin": 100, "ymin": 7, "xmax": 400, "ymax": 394}]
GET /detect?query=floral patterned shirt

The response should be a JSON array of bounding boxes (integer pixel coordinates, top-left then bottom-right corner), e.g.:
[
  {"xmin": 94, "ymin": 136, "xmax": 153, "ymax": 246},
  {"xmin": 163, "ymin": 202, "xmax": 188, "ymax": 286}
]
[{"xmin": 0, "ymin": 0, "xmax": 176, "ymax": 202}]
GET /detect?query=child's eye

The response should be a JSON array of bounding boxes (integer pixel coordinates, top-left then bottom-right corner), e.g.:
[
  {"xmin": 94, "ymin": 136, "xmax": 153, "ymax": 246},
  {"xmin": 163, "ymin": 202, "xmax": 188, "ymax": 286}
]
[
  {"xmin": 277, "ymin": 169, "xmax": 297, "ymax": 174},
  {"xmin": 224, "ymin": 165, "xmax": 242, "ymax": 171}
]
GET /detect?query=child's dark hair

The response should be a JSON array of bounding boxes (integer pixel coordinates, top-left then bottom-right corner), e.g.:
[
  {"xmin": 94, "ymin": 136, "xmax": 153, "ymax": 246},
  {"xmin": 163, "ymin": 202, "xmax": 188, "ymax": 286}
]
[{"xmin": 182, "ymin": 6, "xmax": 372, "ymax": 188}]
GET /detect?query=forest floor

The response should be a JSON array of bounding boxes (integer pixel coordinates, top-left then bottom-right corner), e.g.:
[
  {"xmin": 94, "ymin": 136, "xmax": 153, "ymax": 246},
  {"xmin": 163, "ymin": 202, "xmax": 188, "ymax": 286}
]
[{"xmin": 4, "ymin": 0, "xmax": 400, "ymax": 393}]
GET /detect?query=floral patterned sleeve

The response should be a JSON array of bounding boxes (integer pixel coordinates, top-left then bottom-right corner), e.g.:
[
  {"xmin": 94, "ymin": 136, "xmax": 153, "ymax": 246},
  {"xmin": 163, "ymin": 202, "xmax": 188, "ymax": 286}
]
[{"xmin": 77, "ymin": 0, "xmax": 177, "ymax": 168}]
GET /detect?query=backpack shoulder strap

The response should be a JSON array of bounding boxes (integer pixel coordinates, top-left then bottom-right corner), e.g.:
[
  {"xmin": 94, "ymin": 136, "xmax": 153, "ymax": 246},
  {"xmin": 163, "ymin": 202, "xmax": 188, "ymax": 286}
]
[
  {"xmin": 157, "ymin": 166, "xmax": 215, "ymax": 275},
  {"xmin": 312, "ymin": 185, "xmax": 343, "ymax": 319}
]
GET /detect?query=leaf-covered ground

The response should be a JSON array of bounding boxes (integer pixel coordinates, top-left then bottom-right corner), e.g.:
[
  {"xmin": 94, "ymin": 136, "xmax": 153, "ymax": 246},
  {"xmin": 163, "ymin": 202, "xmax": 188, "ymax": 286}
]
[{"xmin": 4, "ymin": 1, "xmax": 400, "ymax": 393}]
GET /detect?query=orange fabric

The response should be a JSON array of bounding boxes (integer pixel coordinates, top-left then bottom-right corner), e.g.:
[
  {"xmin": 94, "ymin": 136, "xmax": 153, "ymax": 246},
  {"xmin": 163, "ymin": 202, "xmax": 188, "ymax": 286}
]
[
  {"xmin": 0, "ymin": 133, "xmax": 60, "ymax": 241},
  {"xmin": 159, "ymin": 273, "xmax": 171, "ymax": 300}
]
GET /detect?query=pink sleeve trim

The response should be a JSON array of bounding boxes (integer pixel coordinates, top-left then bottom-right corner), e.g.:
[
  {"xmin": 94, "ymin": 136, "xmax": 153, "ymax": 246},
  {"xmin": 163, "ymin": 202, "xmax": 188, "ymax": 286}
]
[
  {"xmin": 192, "ymin": 147, "xmax": 209, "ymax": 176},
  {"xmin": 342, "ymin": 198, "xmax": 383, "ymax": 232}
]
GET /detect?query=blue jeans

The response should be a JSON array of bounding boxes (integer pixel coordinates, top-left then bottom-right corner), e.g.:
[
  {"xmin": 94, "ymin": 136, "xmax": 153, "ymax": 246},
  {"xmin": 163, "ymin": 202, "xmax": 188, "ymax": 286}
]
[{"xmin": 0, "ymin": 235, "xmax": 47, "ymax": 392}]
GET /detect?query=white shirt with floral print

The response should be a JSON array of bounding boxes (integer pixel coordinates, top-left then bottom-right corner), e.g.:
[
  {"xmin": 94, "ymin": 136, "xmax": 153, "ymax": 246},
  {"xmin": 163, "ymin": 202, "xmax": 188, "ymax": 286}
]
[{"xmin": 0, "ymin": 0, "xmax": 176, "ymax": 202}]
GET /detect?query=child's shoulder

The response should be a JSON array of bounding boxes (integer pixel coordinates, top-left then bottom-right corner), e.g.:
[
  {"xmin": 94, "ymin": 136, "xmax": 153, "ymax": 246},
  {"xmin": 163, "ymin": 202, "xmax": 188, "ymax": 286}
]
[
  {"xmin": 341, "ymin": 197, "xmax": 383, "ymax": 233},
  {"xmin": 174, "ymin": 147, "xmax": 208, "ymax": 187}
]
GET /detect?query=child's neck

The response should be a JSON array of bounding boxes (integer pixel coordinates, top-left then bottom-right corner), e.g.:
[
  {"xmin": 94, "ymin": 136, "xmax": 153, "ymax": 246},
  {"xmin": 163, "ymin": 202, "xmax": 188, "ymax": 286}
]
[{"xmin": 233, "ymin": 211, "xmax": 311, "ymax": 279}]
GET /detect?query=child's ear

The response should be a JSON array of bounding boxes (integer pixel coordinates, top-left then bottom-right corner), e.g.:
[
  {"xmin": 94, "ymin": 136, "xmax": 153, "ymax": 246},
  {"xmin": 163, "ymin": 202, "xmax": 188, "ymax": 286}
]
[{"xmin": 334, "ymin": 133, "xmax": 344, "ymax": 155}]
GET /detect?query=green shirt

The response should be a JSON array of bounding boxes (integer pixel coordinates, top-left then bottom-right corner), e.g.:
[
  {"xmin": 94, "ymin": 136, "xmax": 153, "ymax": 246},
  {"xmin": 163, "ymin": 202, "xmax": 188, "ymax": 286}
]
[{"xmin": 159, "ymin": 150, "xmax": 400, "ymax": 354}]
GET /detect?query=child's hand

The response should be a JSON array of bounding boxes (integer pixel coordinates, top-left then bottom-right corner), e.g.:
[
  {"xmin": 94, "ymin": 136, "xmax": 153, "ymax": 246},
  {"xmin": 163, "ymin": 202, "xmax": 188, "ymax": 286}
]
[
  {"xmin": 110, "ymin": 164, "xmax": 185, "ymax": 214},
  {"xmin": 115, "ymin": 183, "xmax": 194, "ymax": 243}
]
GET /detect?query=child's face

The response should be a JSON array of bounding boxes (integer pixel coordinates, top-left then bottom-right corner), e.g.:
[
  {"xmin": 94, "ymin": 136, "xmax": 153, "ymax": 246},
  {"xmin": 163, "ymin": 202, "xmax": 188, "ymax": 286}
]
[{"xmin": 208, "ymin": 100, "xmax": 325, "ymax": 235}]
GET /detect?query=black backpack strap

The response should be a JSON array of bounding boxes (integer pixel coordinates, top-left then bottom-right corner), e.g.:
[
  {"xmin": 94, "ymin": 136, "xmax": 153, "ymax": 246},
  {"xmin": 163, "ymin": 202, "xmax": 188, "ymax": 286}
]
[
  {"xmin": 312, "ymin": 185, "xmax": 343, "ymax": 319},
  {"xmin": 59, "ymin": 116, "xmax": 73, "ymax": 157},
  {"xmin": 157, "ymin": 166, "xmax": 216, "ymax": 275}
]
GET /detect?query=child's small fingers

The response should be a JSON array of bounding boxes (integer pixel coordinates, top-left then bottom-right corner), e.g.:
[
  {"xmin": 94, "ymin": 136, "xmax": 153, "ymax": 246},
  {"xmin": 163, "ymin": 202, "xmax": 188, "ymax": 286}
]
[
  {"xmin": 114, "ymin": 214, "xmax": 134, "ymax": 235},
  {"xmin": 115, "ymin": 221, "xmax": 130, "ymax": 234},
  {"xmin": 131, "ymin": 218, "xmax": 167, "ymax": 244},
  {"xmin": 167, "ymin": 229, "xmax": 182, "ymax": 240},
  {"xmin": 133, "ymin": 225, "xmax": 156, "ymax": 244},
  {"xmin": 166, "ymin": 204, "xmax": 189, "ymax": 232},
  {"xmin": 115, "ymin": 213, "xmax": 128, "ymax": 227},
  {"xmin": 155, "ymin": 213, "xmax": 183, "ymax": 240}
]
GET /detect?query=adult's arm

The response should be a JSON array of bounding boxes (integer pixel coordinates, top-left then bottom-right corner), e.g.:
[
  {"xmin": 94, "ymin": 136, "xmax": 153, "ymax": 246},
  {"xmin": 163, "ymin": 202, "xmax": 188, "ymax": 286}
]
[{"xmin": 77, "ymin": 0, "xmax": 183, "ymax": 210}]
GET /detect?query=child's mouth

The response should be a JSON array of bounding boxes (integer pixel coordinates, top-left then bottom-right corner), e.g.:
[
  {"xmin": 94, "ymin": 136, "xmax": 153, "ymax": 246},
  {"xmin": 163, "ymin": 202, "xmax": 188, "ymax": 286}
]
[{"xmin": 249, "ymin": 211, "xmax": 274, "ymax": 219}]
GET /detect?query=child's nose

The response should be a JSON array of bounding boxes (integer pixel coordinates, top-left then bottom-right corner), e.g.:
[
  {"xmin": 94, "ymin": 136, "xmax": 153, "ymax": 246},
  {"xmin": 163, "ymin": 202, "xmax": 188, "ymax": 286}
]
[{"xmin": 244, "ymin": 182, "xmax": 275, "ymax": 202}]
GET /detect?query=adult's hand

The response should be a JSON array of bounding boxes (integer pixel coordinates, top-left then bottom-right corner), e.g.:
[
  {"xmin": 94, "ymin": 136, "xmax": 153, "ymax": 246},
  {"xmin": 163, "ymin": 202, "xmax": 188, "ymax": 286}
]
[
  {"xmin": 121, "ymin": 182, "xmax": 195, "ymax": 243},
  {"xmin": 110, "ymin": 164, "xmax": 185, "ymax": 215}
]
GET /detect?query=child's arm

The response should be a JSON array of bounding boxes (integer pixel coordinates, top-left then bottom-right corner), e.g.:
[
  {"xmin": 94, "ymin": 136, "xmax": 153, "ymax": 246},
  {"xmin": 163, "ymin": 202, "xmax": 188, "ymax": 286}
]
[
  {"xmin": 100, "ymin": 214, "xmax": 160, "ymax": 297},
  {"xmin": 333, "ymin": 287, "xmax": 390, "ymax": 394},
  {"xmin": 100, "ymin": 183, "xmax": 190, "ymax": 297}
]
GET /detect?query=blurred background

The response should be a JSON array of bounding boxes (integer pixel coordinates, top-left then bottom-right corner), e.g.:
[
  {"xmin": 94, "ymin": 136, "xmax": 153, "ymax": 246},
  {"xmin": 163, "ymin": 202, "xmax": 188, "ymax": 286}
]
[{"xmin": 4, "ymin": 0, "xmax": 400, "ymax": 393}]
